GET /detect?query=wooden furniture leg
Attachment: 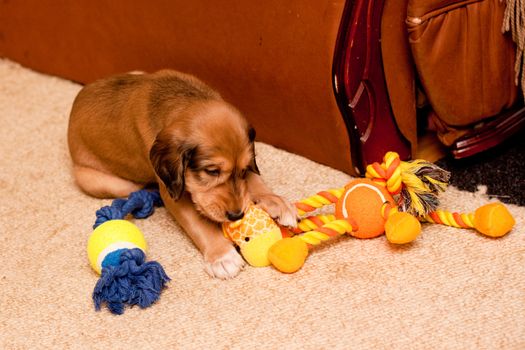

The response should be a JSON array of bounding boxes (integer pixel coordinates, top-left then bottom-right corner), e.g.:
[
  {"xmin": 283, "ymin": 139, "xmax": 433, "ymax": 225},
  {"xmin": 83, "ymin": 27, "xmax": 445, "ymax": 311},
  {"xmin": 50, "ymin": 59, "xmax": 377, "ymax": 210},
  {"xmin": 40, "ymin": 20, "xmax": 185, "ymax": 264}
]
[{"xmin": 332, "ymin": 0, "xmax": 412, "ymax": 174}]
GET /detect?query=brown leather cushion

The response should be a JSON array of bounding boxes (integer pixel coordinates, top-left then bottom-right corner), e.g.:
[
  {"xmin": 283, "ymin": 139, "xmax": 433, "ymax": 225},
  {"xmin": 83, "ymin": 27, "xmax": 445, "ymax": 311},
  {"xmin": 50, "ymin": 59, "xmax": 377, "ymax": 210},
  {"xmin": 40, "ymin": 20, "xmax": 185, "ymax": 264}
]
[{"xmin": 406, "ymin": 0, "xmax": 518, "ymax": 145}]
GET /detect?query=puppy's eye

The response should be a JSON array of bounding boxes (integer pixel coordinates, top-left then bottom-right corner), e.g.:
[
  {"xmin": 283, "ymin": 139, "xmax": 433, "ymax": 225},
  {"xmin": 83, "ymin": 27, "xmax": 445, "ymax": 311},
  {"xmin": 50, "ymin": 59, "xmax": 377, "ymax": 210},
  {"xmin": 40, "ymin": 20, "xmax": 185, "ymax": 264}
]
[{"xmin": 204, "ymin": 168, "xmax": 221, "ymax": 177}]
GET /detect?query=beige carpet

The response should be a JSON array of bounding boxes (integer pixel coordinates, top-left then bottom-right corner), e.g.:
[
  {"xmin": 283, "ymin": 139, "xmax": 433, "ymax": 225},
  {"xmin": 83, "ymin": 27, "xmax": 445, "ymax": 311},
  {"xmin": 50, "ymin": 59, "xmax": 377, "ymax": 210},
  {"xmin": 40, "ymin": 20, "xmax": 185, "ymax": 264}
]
[{"xmin": 0, "ymin": 59, "xmax": 524, "ymax": 350}]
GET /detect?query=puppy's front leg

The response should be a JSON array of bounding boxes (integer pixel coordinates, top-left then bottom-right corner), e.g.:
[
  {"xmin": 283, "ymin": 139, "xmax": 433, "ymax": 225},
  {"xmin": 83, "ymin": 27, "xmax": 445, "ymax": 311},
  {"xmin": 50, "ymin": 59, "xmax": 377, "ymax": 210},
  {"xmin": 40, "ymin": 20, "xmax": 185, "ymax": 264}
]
[
  {"xmin": 159, "ymin": 185, "xmax": 245, "ymax": 279},
  {"xmin": 247, "ymin": 173, "xmax": 298, "ymax": 227}
]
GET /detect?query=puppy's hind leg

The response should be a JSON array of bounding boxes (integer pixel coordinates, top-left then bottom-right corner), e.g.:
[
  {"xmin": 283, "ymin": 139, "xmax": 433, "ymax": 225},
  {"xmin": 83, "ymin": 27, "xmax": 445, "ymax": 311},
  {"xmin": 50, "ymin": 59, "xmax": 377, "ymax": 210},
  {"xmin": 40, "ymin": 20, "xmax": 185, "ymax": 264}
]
[{"xmin": 73, "ymin": 165, "xmax": 143, "ymax": 198}]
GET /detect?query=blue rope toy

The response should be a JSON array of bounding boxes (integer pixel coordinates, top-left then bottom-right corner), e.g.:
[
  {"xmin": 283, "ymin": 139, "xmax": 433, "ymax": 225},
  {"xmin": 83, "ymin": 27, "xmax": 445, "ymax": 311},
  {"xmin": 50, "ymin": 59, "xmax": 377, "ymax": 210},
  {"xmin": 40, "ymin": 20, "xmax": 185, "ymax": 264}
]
[
  {"xmin": 87, "ymin": 189, "xmax": 170, "ymax": 315},
  {"xmin": 93, "ymin": 189, "xmax": 163, "ymax": 228}
]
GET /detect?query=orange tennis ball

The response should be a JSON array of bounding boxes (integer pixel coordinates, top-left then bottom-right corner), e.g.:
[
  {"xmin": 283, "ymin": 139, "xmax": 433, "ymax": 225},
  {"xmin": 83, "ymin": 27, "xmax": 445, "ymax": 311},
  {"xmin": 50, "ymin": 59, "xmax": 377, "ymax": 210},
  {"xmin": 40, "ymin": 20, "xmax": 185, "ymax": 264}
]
[{"xmin": 335, "ymin": 179, "xmax": 394, "ymax": 238}]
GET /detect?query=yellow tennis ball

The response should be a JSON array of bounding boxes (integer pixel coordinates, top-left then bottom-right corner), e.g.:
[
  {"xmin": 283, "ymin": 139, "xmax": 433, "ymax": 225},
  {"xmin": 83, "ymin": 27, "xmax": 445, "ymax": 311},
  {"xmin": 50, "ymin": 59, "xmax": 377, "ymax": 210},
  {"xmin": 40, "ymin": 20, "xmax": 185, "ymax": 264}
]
[{"xmin": 87, "ymin": 220, "xmax": 147, "ymax": 275}]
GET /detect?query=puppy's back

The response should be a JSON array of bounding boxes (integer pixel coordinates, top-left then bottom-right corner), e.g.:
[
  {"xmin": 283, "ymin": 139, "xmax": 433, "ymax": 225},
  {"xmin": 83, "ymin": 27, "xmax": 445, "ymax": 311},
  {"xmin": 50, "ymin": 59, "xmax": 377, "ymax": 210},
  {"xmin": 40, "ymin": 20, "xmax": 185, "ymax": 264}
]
[
  {"xmin": 147, "ymin": 70, "xmax": 221, "ymax": 124},
  {"xmin": 67, "ymin": 70, "xmax": 223, "ymax": 182},
  {"xmin": 69, "ymin": 70, "xmax": 220, "ymax": 132}
]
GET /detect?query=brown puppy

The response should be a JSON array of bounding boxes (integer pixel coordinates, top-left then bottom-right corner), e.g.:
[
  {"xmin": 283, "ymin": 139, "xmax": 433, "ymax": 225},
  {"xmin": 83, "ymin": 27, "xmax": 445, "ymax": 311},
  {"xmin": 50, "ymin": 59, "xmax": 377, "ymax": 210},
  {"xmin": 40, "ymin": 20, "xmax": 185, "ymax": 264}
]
[{"xmin": 68, "ymin": 69, "xmax": 297, "ymax": 279}]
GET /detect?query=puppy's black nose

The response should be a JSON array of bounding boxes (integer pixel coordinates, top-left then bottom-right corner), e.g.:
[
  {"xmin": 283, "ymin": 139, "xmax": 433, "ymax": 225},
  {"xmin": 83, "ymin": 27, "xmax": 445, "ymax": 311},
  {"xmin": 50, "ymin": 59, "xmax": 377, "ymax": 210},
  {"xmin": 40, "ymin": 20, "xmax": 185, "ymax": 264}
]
[{"xmin": 226, "ymin": 210, "xmax": 244, "ymax": 221}]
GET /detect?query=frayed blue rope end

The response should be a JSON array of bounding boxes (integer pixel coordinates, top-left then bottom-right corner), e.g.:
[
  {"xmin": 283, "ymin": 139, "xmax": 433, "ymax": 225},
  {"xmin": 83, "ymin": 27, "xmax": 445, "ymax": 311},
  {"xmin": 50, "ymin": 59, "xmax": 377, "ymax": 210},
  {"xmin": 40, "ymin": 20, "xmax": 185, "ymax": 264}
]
[
  {"xmin": 93, "ymin": 248, "xmax": 170, "ymax": 315},
  {"xmin": 94, "ymin": 189, "xmax": 163, "ymax": 229}
]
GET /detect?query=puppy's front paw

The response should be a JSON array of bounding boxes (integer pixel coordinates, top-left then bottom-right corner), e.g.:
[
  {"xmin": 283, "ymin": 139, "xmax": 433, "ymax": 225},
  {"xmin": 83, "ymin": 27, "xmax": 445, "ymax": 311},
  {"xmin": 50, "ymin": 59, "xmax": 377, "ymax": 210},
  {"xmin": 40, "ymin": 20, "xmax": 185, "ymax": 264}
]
[
  {"xmin": 204, "ymin": 248, "xmax": 245, "ymax": 279},
  {"xmin": 254, "ymin": 194, "xmax": 298, "ymax": 228}
]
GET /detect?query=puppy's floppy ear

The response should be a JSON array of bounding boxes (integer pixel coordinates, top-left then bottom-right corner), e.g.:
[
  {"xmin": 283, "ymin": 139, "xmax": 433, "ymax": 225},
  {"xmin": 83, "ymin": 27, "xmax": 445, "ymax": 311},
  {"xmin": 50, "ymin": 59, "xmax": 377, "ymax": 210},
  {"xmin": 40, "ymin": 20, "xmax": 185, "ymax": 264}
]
[
  {"xmin": 150, "ymin": 132, "xmax": 196, "ymax": 200},
  {"xmin": 247, "ymin": 126, "xmax": 260, "ymax": 175}
]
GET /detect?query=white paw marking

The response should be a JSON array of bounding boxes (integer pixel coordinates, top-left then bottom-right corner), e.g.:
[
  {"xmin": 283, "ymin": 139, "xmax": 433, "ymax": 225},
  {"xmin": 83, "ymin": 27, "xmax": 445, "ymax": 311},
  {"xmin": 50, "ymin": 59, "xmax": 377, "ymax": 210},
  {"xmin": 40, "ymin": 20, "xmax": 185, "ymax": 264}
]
[
  {"xmin": 277, "ymin": 204, "xmax": 298, "ymax": 228},
  {"xmin": 255, "ymin": 195, "xmax": 298, "ymax": 228},
  {"xmin": 204, "ymin": 248, "xmax": 245, "ymax": 279}
]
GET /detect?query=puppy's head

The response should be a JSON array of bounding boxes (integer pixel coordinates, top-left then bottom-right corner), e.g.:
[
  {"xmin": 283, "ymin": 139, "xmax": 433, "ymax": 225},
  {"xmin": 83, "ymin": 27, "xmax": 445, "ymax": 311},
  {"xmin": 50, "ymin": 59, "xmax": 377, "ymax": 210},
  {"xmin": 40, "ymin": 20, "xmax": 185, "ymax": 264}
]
[{"xmin": 150, "ymin": 101, "xmax": 259, "ymax": 223}]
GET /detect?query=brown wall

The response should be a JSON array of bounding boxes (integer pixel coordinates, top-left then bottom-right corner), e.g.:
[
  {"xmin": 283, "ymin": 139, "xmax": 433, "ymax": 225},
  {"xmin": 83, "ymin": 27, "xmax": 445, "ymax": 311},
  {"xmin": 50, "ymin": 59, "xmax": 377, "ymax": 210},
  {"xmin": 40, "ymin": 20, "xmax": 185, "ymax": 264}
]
[{"xmin": 0, "ymin": 0, "xmax": 357, "ymax": 174}]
